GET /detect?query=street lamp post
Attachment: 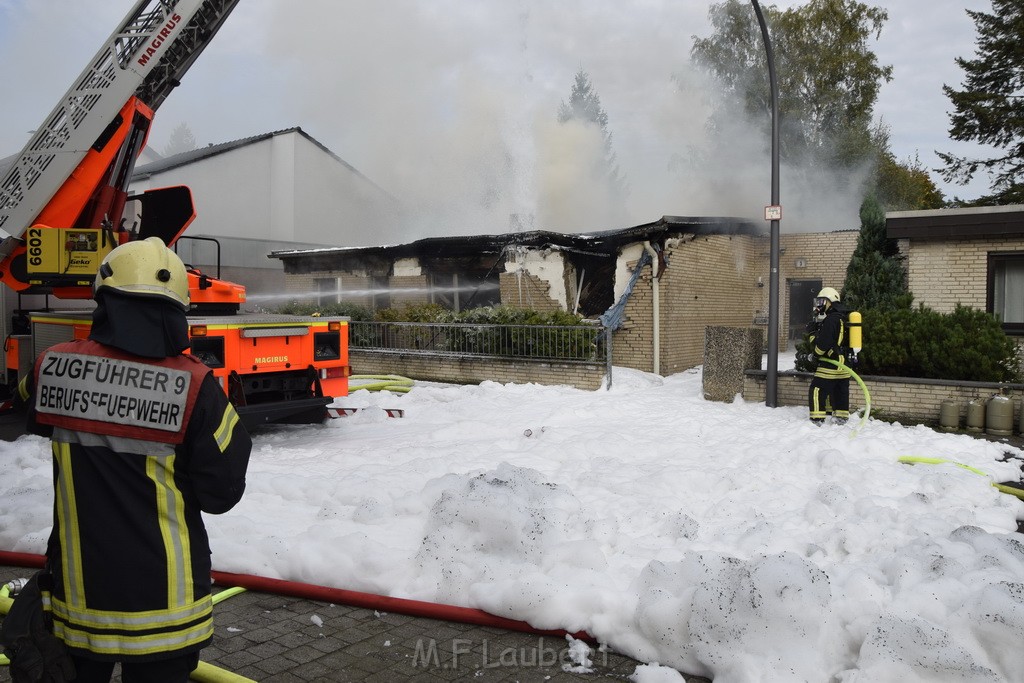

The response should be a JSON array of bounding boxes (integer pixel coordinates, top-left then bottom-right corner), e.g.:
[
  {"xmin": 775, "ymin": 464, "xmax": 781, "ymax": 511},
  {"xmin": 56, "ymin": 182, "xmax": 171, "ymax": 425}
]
[{"xmin": 751, "ymin": 0, "xmax": 781, "ymax": 407}]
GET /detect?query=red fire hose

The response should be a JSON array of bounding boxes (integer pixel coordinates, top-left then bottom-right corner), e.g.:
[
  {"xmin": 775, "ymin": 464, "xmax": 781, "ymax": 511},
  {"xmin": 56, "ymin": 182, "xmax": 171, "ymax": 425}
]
[{"xmin": 0, "ymin": 551, "xmax": 593, "ymax": 642}]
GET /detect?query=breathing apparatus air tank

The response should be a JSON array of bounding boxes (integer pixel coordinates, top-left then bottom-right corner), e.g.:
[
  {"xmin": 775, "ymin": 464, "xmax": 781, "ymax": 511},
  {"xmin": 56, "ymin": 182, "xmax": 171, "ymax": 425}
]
[{"xmin": 847, "ymin": 310, "xmax": 862, "ymax": 361}]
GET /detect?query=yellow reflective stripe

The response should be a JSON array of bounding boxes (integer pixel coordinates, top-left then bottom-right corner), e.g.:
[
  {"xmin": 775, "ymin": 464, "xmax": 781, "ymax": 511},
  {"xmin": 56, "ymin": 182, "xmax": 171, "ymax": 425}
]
[
  {"xmin": 147, "ymin": 455, "xmax": 193, "ymax": 606},
  {"xmin": 53, "ymin": 614, "xmax": 213, "ymax": 656},
  {"xmin": 214, "ymin": 404, "xmax": 239, "ymax": 453},
  {"xmin": 810, "ymin": 387, "xmax": 826, "ymax": 418},
  {"xmin": 53, "ymin": 441, "xmax": 86, "ymax": 609},
  {"xmin": 17, "ymin": 374, "xmax": 30, "ymax": 401},
  {"xmin": 50, "ymin": 594, "xmax": 212, "ymax": 630}
]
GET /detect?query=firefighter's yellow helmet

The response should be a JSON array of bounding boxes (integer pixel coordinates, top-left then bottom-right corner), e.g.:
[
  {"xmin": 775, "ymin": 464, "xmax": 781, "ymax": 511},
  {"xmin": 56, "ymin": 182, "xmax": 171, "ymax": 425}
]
[{"xmin": 94, "ymin": 237, "xmax": 190, "ymax": 310}]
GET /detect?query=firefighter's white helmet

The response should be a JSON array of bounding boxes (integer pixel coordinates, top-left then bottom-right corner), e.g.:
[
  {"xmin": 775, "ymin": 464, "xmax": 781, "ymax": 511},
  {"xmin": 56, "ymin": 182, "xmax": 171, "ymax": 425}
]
[
  {"xmin": 817, "ymin": 287, "xmax": 840, "ymax": 303},
  {"xmin": 94, "ymin": 237, "xmax": 190, "ymax": 310}
]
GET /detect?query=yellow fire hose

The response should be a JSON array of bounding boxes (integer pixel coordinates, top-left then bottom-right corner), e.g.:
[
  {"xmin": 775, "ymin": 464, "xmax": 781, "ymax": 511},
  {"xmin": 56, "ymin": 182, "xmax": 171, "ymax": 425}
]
[
  {"xmin": 0, "ymin": 580, "xmax": 255, "ymax": 681},
  {"xmin": 349, "ymin": 374, "xmax": 414, "ymax": 393},
  {"xmin": 0, "ymin": 584, "xmax": 9, "ymax": 666},
  {"xmin": 898, "ymin": 455, "xmax": 1024, "ymax": 501}
]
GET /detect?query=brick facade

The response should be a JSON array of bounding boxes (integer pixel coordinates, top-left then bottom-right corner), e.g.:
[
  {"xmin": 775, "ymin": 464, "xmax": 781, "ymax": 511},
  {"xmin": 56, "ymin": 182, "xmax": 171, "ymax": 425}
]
[
  {"xmin": 389, "ymin": 275, "xmax": 431, "ymax": 307},
  {"xmin": 605, "ymin": 230, "xmax": 860, "ymax": 374},
  {"xmin": 612, "ymin": 234, "xmax": 770, "ymax": 374},
  {"xmin": 498, "ymin": 271, "xmax": 562, "ymax": 312},
  {"xmin": 778, "ymin": 231, "xmax": 860, "ymax": 348},
  {"xmin": 902, "ymin": 236, "xmax": 1024, "ymax": 314}
]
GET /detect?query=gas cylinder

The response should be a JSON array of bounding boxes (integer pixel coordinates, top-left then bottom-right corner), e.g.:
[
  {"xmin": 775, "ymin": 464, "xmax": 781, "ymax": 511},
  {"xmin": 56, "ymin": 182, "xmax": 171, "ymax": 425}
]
[
  {"xmin": 966, "ymin": 399, "xmax": 985, "ymax": 433},
  {"xmin": 986, "ymin": 395, "xmax": 1013, "ymax": 436},
  {"xmin": 847, "ymin": 311, "xmax": 862, "ymax": 357},
  {"xmin": 938, "ymin": 399, "xmax": 960, "ymax": 431}
]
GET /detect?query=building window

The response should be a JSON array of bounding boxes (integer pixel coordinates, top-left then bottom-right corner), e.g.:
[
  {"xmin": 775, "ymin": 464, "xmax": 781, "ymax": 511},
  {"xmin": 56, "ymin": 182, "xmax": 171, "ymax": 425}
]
[
  {"xmin": 429, "ymin": 272, "xmax": 500, "ymax": 312},
  {"xmin": 316, "ymin": 277, "xmax": 341, "ymax": 306},
  {"xmin": 989, "ymin": 252, "xmax": 1024, "ymax": 333}
]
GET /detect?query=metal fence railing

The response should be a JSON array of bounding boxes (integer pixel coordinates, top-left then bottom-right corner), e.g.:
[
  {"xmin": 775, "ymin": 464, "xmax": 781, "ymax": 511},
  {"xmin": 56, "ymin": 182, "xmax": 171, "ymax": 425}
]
[{"xmin": 349, "ymin": 321, "xmax": 609, "ymax": 365}]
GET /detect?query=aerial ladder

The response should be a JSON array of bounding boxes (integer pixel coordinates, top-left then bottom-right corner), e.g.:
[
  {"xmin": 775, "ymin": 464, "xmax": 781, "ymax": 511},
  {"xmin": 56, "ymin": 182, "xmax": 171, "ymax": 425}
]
[
  {"xmin": 0, "ymin": 0, "xmax": 352, "ymax": 427},
  {"xmin": 0, "ymin": 0, "xmax": 239, "ymax": 295}
]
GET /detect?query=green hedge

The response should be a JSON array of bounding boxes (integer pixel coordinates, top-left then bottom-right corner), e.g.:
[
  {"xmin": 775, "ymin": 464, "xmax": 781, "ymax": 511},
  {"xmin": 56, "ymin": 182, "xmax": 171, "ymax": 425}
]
[{"xmin": 795, "ymin": 305, "xmax": 1022, "ymax": 383}]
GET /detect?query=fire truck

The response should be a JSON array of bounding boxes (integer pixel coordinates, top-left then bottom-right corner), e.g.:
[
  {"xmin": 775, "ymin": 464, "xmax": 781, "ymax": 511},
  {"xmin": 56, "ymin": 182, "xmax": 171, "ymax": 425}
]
[{"xmin": 0, "ymin": 0, "xmax": 351, "ymax": 428}]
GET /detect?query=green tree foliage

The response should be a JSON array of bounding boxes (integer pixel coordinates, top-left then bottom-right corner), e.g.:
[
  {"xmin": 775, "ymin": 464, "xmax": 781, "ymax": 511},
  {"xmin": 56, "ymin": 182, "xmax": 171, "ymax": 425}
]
[
  {"xmin": 875, "ymin": 151, "xmax": 945, "ymax": 210},
  {"xmin": 275, "ymin": 300, "xmax": 374, "ymax": 320},
  {"xmin": 692, "ymin": 0, "xmax": 892, "ymax": 169},
  {"xmin": 842, "ymin": 195, "xmax": 913, "ymax": 311},
  {"xmin": 938, "ymin": 0, "xmax": 1024, "ymax": 205},
  {"xmin": 558, "ymin": 69, "xmax": 629, "ymax": 201},
  {"xmin": 162, "ymin": 122, "xmax": 197, "ymax": 157},
  {"xmin": 860, "ymin": 305, "xmax": 1021, "ymax": 382},
  {"xmin": 691, "ymin": 0, "xmax": 942, "ymax": 209},
  {"xmin": 870, "ymin": 123, "xmax": 945, "ymax": 209}
]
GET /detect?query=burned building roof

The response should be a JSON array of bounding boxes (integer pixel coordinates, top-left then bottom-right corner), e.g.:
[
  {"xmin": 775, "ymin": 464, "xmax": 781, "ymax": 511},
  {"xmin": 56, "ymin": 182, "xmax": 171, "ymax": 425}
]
[{"xmin": 269, "ymin": 215, "xmax": 764, "ymax": 273}]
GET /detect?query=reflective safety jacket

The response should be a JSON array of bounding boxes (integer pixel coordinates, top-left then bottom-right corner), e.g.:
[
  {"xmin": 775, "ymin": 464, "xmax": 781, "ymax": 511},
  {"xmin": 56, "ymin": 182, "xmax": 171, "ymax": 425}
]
[
  {"xmin": 20, "ymin": 339, "xmax": 251, "ymax": 662},
  {"xmin": 810, "ymin": 308, "xmax": 851, "ymax": 380}
]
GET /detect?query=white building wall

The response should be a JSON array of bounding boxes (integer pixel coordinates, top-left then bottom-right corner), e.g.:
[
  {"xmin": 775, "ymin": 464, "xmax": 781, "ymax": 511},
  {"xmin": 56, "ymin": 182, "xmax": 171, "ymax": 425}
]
[
  {"xmin": 130, "ymin": 140, "xmax": 276, "ymax": 241},
  {"xmin": 270, "ymin": 134, "xmax": 297, "ymax": 241},
  {"xmin": 292, "ymin": 135, "xmax": 402, "ymax": 248},
  {"xmin": 127, "ymin": 130, "xmax": 403, "ymax": 301},
  {"xmin": 129, "ymin": 131, "xmax": 402, "ymax": 249}
]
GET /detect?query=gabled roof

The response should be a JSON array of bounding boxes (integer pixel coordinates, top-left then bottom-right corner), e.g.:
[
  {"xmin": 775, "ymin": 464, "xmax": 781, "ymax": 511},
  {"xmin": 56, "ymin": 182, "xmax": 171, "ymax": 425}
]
[
  {"xmin": 269, "ymin": 215, "xmax": 765, "ymax": 268},
  {"xmin": 131, "ymin": 126, "xmax": 371, "ymax": 184}
]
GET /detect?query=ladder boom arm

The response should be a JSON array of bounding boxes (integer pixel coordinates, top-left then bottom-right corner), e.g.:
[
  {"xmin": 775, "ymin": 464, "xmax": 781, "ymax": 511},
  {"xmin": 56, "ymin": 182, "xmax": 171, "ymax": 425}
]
[{"xmin": 0, "ymin": 0, "xmax": 241, "ymax": 258}]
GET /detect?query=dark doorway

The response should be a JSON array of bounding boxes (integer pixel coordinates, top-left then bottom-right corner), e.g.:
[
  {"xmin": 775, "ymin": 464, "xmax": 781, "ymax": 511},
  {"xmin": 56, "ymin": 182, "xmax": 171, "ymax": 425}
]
[{"xmin": 788, "ymin": 279, "xmax": 821, "ymax": 342}]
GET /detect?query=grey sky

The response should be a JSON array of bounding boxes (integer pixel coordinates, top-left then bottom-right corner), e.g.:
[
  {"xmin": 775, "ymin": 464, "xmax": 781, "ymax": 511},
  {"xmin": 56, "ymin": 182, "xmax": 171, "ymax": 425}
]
[{"xmin": 0, "ymin": 1, "xmax": 998, "ymax": 239}]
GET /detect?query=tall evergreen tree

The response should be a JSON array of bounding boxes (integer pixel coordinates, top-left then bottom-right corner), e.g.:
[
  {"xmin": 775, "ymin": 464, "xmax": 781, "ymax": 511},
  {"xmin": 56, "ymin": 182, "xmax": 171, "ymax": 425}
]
[
  {"xmin": 163, "ymin": 122, "xmax": 197, "ymax": 157},
  {"xmin": 842, "ymin": 195, "xmax": 912, "ymax": 311},
  {"xmin": 938, "ymin": 0, "xmax": 1024, "ymax": 205},
  {"xmin": 558, "ymin": 69, "xmax": 629, "ymax": 201}
]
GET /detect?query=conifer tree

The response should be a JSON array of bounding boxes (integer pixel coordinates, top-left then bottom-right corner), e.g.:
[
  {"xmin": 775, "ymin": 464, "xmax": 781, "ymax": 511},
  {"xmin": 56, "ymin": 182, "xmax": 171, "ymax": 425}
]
[
  {"xmin": 842, "ymin": 195, "xmax": 912, "ymax": 312},
  {"xmin": 163, "ymin": 122, "xmax": 198, "ymax": 157},
  {"xmin": 938, "ymin": 0, "xmax": 1024, "ymax": 205},
  {"xmin": 558, "ymin": 69, "xmax": 629, "ymax": 201}
]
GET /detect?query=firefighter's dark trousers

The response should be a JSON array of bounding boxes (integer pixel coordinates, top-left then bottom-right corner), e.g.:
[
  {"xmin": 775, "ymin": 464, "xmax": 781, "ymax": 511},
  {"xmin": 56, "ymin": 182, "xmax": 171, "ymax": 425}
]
[
  {"xmin": 809, "ymin": 376, "xmax": 850, "ymax": 422},
  {"xmin": 69, "ymin": 651, "xmax": 199, "ymax": 683}
]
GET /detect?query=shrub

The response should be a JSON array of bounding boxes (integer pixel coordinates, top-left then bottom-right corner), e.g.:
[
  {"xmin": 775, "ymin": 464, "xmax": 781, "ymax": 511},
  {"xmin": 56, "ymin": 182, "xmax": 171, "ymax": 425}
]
[
  {"xmin": 373, "ymin": 303, "xmax": 454, "ymax": 323},
  {"xmin": 275, "ymin": 300, "xmax": 374, "ymax": 320},
  {"xmin": 796, "ymin": 304, "xmax": 1022, "ymax": 382}
]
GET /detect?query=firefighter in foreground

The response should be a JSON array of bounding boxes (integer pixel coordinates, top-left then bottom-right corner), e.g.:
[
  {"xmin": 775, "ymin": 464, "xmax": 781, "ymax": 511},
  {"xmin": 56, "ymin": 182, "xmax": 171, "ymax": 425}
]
[
  {"xmin": 807, "ymin": 286, "xmax": 851, "ymax": 425},
  {"xmin": 11, "ymin": 237, "xmax": 252, "ymax": 682}
]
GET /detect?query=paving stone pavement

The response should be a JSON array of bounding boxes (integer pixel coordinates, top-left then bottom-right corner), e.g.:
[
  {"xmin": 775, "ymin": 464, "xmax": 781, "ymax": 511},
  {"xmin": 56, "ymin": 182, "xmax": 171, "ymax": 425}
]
[{"xmin": 1, "ymin": 565, "xmax": 693, "ymax": 683}]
